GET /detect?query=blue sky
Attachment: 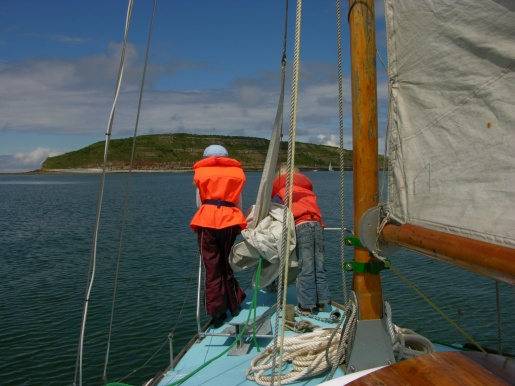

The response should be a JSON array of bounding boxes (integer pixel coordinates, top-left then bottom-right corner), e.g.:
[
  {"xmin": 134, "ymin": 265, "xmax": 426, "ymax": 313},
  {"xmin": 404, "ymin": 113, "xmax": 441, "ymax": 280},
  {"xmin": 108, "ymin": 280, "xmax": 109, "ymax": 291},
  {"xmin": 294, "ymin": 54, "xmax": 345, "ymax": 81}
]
[{"xmin": 0, "ymin": 0, "xmax": 387, "ymax": 173}]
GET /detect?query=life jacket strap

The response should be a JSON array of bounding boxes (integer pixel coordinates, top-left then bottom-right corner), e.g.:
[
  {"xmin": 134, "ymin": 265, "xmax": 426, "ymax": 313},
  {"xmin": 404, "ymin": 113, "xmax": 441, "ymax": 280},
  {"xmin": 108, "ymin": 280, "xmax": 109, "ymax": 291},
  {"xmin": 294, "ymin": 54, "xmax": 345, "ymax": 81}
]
[{"xmin": 203, "ymin": 199, "xmax": 235, "ymax": 208}]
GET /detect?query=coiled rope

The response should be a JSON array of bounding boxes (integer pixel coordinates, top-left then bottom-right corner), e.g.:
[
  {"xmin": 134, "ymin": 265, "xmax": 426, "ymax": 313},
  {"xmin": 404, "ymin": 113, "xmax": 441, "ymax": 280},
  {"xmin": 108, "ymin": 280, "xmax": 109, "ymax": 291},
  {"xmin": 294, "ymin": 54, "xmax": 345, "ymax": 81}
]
[
  {"xmin": 246, "ymin": 328, "xmax": 345, "ymax": 385},
  {"xmin": 247, "ymin": 297, "xmax": 435, "ymax": 385},
  {"xmin": 247, "ymin": 299, "xmax": 355, "ymax": 385},
  {"xmin": 384, "ymin": 301, "xmax": 435, "ymax": 361}
]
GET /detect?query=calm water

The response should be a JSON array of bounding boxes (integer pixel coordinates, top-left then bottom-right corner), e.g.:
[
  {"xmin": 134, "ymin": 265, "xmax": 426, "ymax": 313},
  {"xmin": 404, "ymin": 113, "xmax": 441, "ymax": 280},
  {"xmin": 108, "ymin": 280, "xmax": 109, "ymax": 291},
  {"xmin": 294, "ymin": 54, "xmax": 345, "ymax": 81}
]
[{"xmin": 0, "ymin": 172, "xmax": 513, "ymax": 385}]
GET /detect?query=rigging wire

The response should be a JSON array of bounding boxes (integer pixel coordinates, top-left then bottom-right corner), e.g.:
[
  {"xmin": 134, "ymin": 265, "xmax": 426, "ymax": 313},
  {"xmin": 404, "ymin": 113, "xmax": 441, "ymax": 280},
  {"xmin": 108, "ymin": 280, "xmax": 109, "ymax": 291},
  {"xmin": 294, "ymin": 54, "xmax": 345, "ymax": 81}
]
[
  {"xmin": 74, "ymin": 1, "xmax": 134, "ymax": 385},
  {"xmin": 376, "ymin": 0, "xmax": 390, "ymax": 210},
  {"xmin": 116, "ymin": 338, "xmax": 169, "ymax": 384},
  {"xmin": 371, "ymin": 250, "xmax": 487, "ymax": 354},
  {"xmin": 102, "ymin": 1, "xmax": 159, "ymax": 383},
  {"xmin": 376, "ymin": 47, "xmax": 390, "ymax": 206},
  {"xmin": 495, "ymin": 281, "xmax": 503, "ymax": 355}
]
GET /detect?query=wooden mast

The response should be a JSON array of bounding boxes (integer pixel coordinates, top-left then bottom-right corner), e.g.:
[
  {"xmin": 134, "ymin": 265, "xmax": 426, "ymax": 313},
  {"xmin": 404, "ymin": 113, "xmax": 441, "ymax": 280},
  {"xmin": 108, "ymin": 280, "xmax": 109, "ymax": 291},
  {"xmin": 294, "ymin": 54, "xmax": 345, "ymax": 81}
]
[{"xmin": 348, "ymin": 0, "xmax": 382, "ymax": 320}]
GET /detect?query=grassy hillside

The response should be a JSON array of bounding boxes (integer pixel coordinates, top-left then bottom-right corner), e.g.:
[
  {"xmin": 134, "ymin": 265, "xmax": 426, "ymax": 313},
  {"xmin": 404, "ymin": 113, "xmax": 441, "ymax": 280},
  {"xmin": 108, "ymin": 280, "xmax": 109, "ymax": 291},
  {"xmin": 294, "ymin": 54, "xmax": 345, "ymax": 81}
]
[{"xmin": 41, "ymin": 133, "xmax": 355, "ymax": 171}]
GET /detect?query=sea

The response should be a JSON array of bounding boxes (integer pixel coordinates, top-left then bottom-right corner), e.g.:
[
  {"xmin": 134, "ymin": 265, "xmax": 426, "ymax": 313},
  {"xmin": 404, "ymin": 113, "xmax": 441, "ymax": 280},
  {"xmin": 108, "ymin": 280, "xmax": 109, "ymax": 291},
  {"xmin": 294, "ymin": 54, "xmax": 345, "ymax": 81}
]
[{"xmin": 1, "ymin": 171, "xmax": 513, "ymax": 385}]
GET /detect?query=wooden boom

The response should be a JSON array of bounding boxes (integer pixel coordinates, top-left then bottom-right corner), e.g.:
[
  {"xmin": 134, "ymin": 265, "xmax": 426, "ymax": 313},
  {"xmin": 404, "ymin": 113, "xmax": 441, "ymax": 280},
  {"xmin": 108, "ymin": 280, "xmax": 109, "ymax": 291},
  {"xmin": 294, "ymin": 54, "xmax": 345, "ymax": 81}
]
[{"xmin": 381, "ymin": 223, "xmax": 515, "ymax": 286}]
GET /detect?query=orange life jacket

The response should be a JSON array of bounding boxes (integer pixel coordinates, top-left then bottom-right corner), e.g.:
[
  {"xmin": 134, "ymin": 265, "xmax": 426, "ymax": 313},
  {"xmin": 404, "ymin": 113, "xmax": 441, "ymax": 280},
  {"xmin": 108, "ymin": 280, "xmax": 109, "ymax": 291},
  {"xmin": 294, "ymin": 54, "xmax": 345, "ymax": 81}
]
[
  {"xmin": 190, "ymin": 157, "xmax": 247, "ymax": 232},
  {"xmin": 271, "ymin": 172, "xmax": 324, "ymax": 227}
]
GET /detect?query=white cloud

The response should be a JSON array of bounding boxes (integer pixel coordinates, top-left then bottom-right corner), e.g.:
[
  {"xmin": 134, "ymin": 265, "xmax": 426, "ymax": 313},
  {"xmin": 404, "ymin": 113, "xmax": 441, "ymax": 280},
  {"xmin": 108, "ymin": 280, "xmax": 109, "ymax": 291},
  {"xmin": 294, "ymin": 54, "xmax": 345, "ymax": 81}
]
[
  {"xmin": 0, "ymin": 147, "xmax": 62, "ymax": 173},
  {"xmin": 316, "ymin": 134, "xmax": 340, "ymax": 148},
  {"xmin": 14, "ymin": 147, "xmax": 61, "ymax": 165}
]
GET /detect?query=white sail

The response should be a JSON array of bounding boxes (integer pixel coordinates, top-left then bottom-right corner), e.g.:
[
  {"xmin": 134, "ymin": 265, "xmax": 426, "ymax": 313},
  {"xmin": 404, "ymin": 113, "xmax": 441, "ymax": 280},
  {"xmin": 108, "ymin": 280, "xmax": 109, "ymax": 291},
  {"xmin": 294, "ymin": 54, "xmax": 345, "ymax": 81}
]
[{"xmin": 385, "ymin": 0, "xmax": 515, "ymax": 249}]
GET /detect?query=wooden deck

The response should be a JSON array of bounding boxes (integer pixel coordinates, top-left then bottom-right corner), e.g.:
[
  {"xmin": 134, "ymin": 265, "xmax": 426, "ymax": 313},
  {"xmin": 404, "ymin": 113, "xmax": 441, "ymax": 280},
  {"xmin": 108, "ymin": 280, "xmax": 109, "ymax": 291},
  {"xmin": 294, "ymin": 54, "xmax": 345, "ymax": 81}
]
[{"xmin": 347, "ymin": 351, "xmax": 514, "ymax": 385}]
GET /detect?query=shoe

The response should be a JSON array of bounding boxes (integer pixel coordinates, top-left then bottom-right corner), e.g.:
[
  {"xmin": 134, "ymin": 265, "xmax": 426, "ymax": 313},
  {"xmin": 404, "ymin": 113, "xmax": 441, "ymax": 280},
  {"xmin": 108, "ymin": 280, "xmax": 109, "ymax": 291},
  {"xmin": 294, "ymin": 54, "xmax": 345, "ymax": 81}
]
[
  {"xmin": 297, "ymin": 303, "xmax": 312, "ymax": 313},
  {"xmin": 211, "ymin": 312, "xmax": 227, "ymax": 328},
  {"xmin": 230, "ymin": 306, "xmax": 241, "ymax": 317},
  {"xmin": 316, "ymin": 303, "xmax": 326, "ymax": 312}
]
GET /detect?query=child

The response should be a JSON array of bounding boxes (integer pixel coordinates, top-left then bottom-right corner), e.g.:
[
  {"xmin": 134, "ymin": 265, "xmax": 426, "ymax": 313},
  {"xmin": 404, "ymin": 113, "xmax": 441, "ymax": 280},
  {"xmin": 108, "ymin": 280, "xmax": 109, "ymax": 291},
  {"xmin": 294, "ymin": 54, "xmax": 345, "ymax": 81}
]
[
  {"xmin": 271, "ymin": 165, "xmax": 330, "ymax": 312},
  {"xmin": 190, "ymin": 145, "xmax": 247, "ymax": 327}
]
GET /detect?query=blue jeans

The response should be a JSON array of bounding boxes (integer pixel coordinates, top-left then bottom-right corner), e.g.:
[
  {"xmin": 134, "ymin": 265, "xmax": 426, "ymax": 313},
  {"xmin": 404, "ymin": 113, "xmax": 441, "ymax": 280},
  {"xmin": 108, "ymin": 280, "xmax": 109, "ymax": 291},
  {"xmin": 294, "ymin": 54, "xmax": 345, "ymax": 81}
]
[{"xmin": 295, "ymin": 221, "xmax": 330, "ymax": 309}]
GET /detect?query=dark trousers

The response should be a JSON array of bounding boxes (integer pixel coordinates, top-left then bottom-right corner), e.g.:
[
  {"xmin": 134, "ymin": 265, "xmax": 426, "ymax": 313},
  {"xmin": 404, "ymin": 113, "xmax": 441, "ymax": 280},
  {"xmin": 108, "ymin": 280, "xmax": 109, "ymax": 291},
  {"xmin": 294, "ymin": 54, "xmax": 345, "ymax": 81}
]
[{"xmin": 197, "ymin": 226, "xmax": 246, "ymax": 316}]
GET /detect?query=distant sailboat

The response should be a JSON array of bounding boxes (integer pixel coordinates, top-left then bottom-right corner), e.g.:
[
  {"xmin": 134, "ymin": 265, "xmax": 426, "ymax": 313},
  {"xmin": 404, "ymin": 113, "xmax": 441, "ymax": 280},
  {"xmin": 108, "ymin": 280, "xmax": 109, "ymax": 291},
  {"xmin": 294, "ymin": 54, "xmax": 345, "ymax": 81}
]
[{"xmin": 328, "ymin": 162, "xmax": 333, "ymax": 171}]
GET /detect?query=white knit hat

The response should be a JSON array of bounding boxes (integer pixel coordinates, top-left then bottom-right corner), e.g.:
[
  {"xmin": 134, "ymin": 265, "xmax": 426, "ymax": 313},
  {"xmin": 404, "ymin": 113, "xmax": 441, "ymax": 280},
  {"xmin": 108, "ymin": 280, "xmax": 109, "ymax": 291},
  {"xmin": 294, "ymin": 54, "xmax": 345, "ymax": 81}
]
[{"xmin": 203, "ymin": 144, "xmax": 228, "ymax": 158}]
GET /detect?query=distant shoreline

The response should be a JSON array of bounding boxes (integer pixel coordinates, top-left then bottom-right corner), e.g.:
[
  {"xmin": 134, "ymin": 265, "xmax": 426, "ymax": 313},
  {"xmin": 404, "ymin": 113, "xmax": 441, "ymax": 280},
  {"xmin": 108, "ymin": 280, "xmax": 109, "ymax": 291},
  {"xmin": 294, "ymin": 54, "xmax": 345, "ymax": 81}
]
[
  {"xmin": 2, "ymin": 166, "xmax": 351, "ymax": 176},
  {"xmin": 0, "ymin": 167, "xmax": 353, "ymax": 175},
  {"xmin": 0, "ymin": 168, "xmax": 190, "ymax": 176},
  {"xmin": 27, "ymin": 168, "xmax": 194, "ymax": 175}
]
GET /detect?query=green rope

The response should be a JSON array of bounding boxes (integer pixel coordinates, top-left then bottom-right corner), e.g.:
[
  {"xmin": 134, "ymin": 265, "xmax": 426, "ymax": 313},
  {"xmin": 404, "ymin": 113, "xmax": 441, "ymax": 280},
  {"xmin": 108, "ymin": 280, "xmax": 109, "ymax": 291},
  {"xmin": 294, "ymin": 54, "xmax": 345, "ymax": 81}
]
[
  {"xmin": 167, "ymin": 257, "xmax": 264, "ymax": 386},
  {"xmin": 251, "ymin": 257, "xmax": 263, "ymax": 351},
  {"xmin": 106, "ymin": 383, "xmax": 133, "ymax": 386}
]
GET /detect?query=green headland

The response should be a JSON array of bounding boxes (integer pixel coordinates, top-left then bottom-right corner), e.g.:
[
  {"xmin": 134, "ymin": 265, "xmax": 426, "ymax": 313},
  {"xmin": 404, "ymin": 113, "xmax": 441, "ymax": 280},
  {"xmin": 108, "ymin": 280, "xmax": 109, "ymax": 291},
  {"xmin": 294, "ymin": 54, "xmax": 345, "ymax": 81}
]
[{"xmin": 39, "ymin": 133, "xmax": 382, "ymax": 173}]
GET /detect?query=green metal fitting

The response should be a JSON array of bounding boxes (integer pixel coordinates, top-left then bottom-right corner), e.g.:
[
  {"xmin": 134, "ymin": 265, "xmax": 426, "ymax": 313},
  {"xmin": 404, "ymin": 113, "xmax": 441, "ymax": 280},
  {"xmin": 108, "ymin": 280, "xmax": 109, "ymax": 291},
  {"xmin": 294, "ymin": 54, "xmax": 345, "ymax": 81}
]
[
  {"xmin": 344, "ymin": 260, "xmax": 389, "ymax": 274},
  {"xmin": 345, "ymin": 236, "xmax": 363, "ymax": 248}
]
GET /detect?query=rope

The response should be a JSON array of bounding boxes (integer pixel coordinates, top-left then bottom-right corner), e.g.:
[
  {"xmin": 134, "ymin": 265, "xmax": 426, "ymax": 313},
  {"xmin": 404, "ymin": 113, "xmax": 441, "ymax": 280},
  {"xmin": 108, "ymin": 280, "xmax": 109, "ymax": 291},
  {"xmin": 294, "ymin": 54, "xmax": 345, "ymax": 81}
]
[
  {"xmin": 246, "ymin": 300, "xmax": 356, "ymax": 385},
  {"xmin": 335, "ymin": 0, "xmax": 349, "ymax": 309},
  {"xmin": 246, "ymin": 299, "xmax": 362, "ymax": 385},
  {"xmin": 284, "ymin": 319, "xmax": 318, "ymax": 333},
  {"xmin": 384, "ymin": 301, "xmax": 435, "ymax": 360},
  {"xmin": 246, "ymin": 293, "xmax": 434, "ymax": 384},
  {"xmin": 294, "ymin": 307, "xmax": 341, "ymax": 324},
  {"xmin": 74, "ymin": 2, "xmax": 134, "ymax": 385},
  {"xmin": 246, "ymin": 328, "xmax": 344, "ymax": 386},
  {"xmin": 328, "ymin": 300, "xmax": 357, "ymax": 379},
  {"xmin": 269, "ymin": 2, "xmax": 290, "ymax": 385},
  {"xmin": 392, "ymin": 327, "xmax": 435, "ymax": 361},
  {"xmin": 270, "ymin": 1, "xmax": 303, "ymax": 384}
]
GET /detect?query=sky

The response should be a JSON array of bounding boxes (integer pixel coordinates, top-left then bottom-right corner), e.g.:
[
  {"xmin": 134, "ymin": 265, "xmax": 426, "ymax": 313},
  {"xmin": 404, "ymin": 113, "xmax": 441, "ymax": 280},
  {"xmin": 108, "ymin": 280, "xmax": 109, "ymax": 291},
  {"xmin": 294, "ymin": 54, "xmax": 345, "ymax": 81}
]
[{"xmin": 0, "ymin": 0, "xmax": 388, "ymax": 173}]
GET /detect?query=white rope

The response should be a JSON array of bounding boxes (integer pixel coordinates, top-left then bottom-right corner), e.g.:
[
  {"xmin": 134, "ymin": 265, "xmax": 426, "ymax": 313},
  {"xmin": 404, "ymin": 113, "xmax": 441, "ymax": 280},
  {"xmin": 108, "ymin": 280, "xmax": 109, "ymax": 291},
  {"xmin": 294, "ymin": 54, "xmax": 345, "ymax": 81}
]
[
  {"xmin": 385, "ymin": 301, "xmax": 435, "ymax": 361},
  {"xmin": 247, "ymin": 298, "xmax": 434, "ymax": 385},
  {"xmin": 271, "ymin": 1, "xmax": 303, "ymax": 384},
  {"xmin": 392, "ymin": 326, "xmax": 435, "ymax": 361},
  {"xmin": 246, "ymin": 328, "xmax": 344, "ymax": 385},
  {"xmin": 247, "ymin": 300, "xmax": 357, "ymax": 385}
]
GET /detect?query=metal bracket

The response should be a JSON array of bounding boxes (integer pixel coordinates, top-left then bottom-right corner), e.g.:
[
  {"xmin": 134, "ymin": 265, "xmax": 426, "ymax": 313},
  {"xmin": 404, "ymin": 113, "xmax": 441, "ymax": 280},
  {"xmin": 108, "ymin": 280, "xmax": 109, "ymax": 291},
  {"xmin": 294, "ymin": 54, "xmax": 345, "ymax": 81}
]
[
  {"xmin": 343, "ymin": 291, "xmax": 396, "ymax": 373},
  {"xmin": 223, "ymin": 318, "xmax": 272, "ymax": 356},
  {"xmin": 345, "ymin": 236, "xmax": 363, "ymax": 247},
  {"xmin": 358, "ymin": 206, "xmax": 399, "ymax": 255},
  {"xmin": 344, "ymin": 260, "xmax": 389, "ymax": 274}
]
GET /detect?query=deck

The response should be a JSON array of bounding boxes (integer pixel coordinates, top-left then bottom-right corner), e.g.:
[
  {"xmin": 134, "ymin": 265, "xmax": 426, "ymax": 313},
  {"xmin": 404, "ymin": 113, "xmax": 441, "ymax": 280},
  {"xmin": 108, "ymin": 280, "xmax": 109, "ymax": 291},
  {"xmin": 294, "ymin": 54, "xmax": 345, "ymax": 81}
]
[
  {"xmin": 153, "ymin": 287, "xmax": 346, "ymax": 386},
  {"xmin": 149, "ymin": 286, "xmax": 488, "ymax": 386}
]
